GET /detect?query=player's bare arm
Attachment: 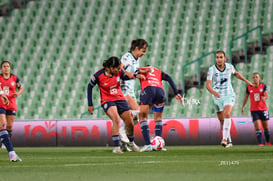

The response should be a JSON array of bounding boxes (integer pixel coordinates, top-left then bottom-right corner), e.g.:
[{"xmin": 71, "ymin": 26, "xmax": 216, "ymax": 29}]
[
  {"xmin": 14, "ymin": 88, "xmax": 23, "ymax": 98},
  {"xmin": 139, "ymin": 67, "xmax": 152, "ymax": 74},
  {"xmin": 206, "ymin": 80, "xmax": 220, "ymax": 98},
  {"xmin": 233, "ymin": 71, "xmax": 254, "ymax": 87},
  {"xmin": 0, "ymin": 95, "xmax": 9, "ymax": 105},
  {"xmin": 120, "ymin": 64, "xmax": 135, "ymax": 79},
  {"xmin": 261, "ymin": 92, "xmax": 268, "ymax": 101},
  {"xmin": 241, "ymin": 93, "xmax": 249, "ymax": 115},
  {"xmin": 175, "ymin": 94, "xmax": 183, "ymax": 104},
  {"xmin": 88, "ymin": 106, "xmax": 94, "ymax": 114}
]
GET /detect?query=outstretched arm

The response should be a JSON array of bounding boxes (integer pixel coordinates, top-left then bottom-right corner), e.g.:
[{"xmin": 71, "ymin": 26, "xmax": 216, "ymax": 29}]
[
  {"xmin": 234, "ymin": 71, "xmax": 254, "ymax": 87},
  {"xmin": 162, "ymin": 72, "xmax": 183, "ymax": 103}
]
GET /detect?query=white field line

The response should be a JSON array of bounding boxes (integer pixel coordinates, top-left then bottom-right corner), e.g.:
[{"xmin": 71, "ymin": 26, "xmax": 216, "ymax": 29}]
[{"xmin": 2, "ymin": 158, "xmax": 273, "ymax": 168}]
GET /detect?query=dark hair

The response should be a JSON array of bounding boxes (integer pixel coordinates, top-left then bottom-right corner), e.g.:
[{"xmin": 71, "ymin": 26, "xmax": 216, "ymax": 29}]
[
  {"xmin": 216, "ymin": 50, "xmax": 226, "ymax": 56},
  {"xmin": 103, "ymin": 56, "xmax": 121, "ymax": 68},
  {"xmin": 1, "ymin": 61, "xmax": 11, "ymax": 68},
  {"xmin": 252, "ymin": 72, "xmax": 260, "ymax": 76},
  {"xmin": 130, "ymin": 39, "xmax": 148, "ymax": 51}
]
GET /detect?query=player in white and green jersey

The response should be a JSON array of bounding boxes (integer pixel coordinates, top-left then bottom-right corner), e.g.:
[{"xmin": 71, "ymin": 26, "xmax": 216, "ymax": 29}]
[
  {"xmin": 206, "ymin": 50, "xmax": 253, "ymax": 148},
  {"xmin": 119, "ymin": 39, "xmax": 151, "ymax": 151},
  {"xmin": 120, "ymin": 51, "xmax": 140, "ymax": 100}
]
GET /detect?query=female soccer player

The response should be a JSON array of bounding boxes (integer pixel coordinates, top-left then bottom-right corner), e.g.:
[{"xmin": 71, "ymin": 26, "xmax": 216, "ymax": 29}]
[
  {"xmin": 137, "ymin": 65, "xmax": 183, "ymax": 152},
  {"xmin": 87, "ymin": 56, "xmax": 144, "ymax": 153},
  {"xmin": 206, "ymin": 50, "xmax": 253, "ymax": 148},
  {"xmin": 119, "ymin": 39, "xmax": 151, "ymax": 151},
  {"xmin": 0, "ymin": 61, "xmax": 23, "ymax": 162},
  {"xmin": 241, "ymin": 72, "xmax": 271, "ymax": 146}
]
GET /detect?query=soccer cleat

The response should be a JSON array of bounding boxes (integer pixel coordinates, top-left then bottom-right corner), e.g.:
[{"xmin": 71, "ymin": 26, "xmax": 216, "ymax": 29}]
[
  {"xmin": 140, "ymin": 145, "xmax": 153, "ymax": 152},
  {"xmin": 225, "ymin": 143, "xmax": 233, "ymax": 148},
  {"xmin": 112, "ymin": 147, "xmax": 124, "ymax": 154},
  {"xmin": 258, "ymin": 144, "xmax": 264, "ymax": 146},
  {"xmin": 265, "ymin": 142, "xmax": 272, "ymax": 146},
  {"xmin": 160, "ymin": 147, "xmax": 167, "ymax": 151},
  {"xmin": 119, "ymin": 126, "xmax": 130, "ymax": 144},
  {"xmin": 128, "ymin": 142, "xmax": 141, "ymax": 152},
  {"xmin": 9, "ymin": 154, "xmax": 22, "ymax": 162},
  {"xmin": 221, "ymin": 139, "xmax": 227, "ymax": 147},
  {"xmin": 120, "ymin": 141, "xmax": 132, "ymax": 152}
]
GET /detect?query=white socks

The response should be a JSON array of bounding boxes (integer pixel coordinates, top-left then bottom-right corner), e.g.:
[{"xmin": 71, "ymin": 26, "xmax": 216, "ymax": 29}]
[
  {"xmin": 119, "ymin": 110, "xmax": 140, "ymax": 143},
  {"xmin": 222, "ymin": 118, "xmax": 231, "ymax": 141},
  {"xmin": 119, "ymin": 122, "xmax": 129, "ymax": 143}
]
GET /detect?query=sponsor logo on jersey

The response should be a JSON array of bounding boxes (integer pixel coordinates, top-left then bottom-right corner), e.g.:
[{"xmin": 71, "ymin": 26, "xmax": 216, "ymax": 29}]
[{"xmin": 220, "ymin": 78, "xmax": 227, "ymax": 84}]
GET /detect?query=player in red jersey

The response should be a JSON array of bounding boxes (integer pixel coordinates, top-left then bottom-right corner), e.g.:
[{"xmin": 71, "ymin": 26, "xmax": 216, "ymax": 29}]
[
  {"xmin": 241, "ymin": 72, "xmax": 271, "ymax": 146},
  {"xmin": 137, "ymin": 66, "xmax": 183, "ymax": 152},
  {"xmin": 87, "ymin": 56, "xmax": 144, "ymax": 153},
  {"xmin": 0, "ymin": 61, "xmax": 23, "ymax": 161}
]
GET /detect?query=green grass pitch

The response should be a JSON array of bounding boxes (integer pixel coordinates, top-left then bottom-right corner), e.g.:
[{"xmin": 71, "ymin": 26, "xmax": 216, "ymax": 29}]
[{"xmin": 1, "ymin": 146, "xmax": 273, "ymax": 181}]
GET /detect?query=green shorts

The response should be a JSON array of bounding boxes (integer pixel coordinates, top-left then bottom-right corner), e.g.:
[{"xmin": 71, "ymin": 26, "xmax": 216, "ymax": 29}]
[{"xmin": 212, "ymin": 95, "xmax": 236, "ymax": 112}]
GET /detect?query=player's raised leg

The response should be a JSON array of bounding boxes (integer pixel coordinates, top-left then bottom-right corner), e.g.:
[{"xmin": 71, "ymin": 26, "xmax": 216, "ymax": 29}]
[{"xmin": 120, "ymin": 110, "xmax": 140, "ymax": 152}]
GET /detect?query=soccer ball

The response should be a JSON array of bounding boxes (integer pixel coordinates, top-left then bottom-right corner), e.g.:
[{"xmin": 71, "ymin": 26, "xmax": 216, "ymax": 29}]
[{"xmin": 151, "ymin": 136, "xmax": 165, "ymax": 150}]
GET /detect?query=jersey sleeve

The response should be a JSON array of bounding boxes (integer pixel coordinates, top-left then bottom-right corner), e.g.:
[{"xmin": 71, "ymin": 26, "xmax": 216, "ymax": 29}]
[
  {"xmin": 206, "ymin": 66, "xmax": 213, "ymax": 81},
  {"xmin": 120, "ymin": 69, "xmax": 131, "ymax": 80},
  {"xmin": 162, "ymin": 72, "xmax": 179, "ymax": 95},
  {"xmin": 16, "ymin": 77, "xmax": 24, "ymax": 89},
  {"xmin": 246, "ymin": 86, "xmax": 249, "ymax": 94},
  {"xmin": 87, "ymin": 74, "xmax": 99, "ymax": 106},
  {"xmin": 264, "ymin": 84, "xmax": 267, "ymax": 92},
  {"xmin": 230, "ymin": 64, "xmax": 236, "ymax": 74},
  {"xmin": 121, "ymin": 54, "xmax": 131, "ymax": 71}
]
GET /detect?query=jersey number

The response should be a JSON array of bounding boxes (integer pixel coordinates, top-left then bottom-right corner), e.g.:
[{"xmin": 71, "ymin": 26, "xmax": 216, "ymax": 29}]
[{"xmin": 254, "ymin": 93, "xmax": 260, "ymax": 101}]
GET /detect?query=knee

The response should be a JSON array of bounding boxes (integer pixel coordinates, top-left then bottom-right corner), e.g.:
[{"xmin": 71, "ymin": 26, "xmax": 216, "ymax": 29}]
[
  {"xmin": 224, "ymin": 112, "xmax": 231, "ymax": 118},
  {"xmin": 139, "ymin": 112, "xmax": 148, "ymax": 121}
]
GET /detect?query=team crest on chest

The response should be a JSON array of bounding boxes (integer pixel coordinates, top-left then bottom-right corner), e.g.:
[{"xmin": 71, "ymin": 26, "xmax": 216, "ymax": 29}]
[
  {"xmin": 11, "ymin": 82, "xmax": 15, "ymax": 86},
  {"xmin": 260, "ymin": 88, "xmax": 263, "ymax": 92},
  {"xmin": 116, "ymin": 77, "xmax": 120, "ymax": 82}
]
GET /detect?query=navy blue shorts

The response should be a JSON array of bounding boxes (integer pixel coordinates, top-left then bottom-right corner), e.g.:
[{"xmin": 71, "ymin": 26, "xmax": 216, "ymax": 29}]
[
  {"xmin": 251, "ymin": 110, "xmax": 269, "ymax": 121},
  {"xmin": 0, "ymin": 108, "xmax": 16, "ymax": 116},
  {"xmin": 140, "ymin": 86, "xmax": 166, "ymax": 105},
  {"xmin": 101, "ymin": 100, "xmax": 130, "ymax": 115}
]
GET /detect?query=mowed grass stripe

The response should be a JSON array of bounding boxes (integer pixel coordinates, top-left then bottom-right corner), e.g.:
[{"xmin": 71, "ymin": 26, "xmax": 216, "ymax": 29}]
[{"xmin": 0, "ymin": 146, "xmax": 273, "ymax": 181}]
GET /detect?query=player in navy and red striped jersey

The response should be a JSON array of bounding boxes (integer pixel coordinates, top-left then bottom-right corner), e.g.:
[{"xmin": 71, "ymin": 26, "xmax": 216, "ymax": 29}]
[
  {"xmin": 137, "ymin": 66, "xmax": 183, "ymax": 152},
  {"xmin": 241, "ymin": 72, "xmax": 271, "ymax": 146},
  {"xmin": 0, "ymin": 61, "xmax": 23, "ymax": 162},
  {"xmin": 87, "ymin": 56, "xmax": 145, "ymax": 153}
]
